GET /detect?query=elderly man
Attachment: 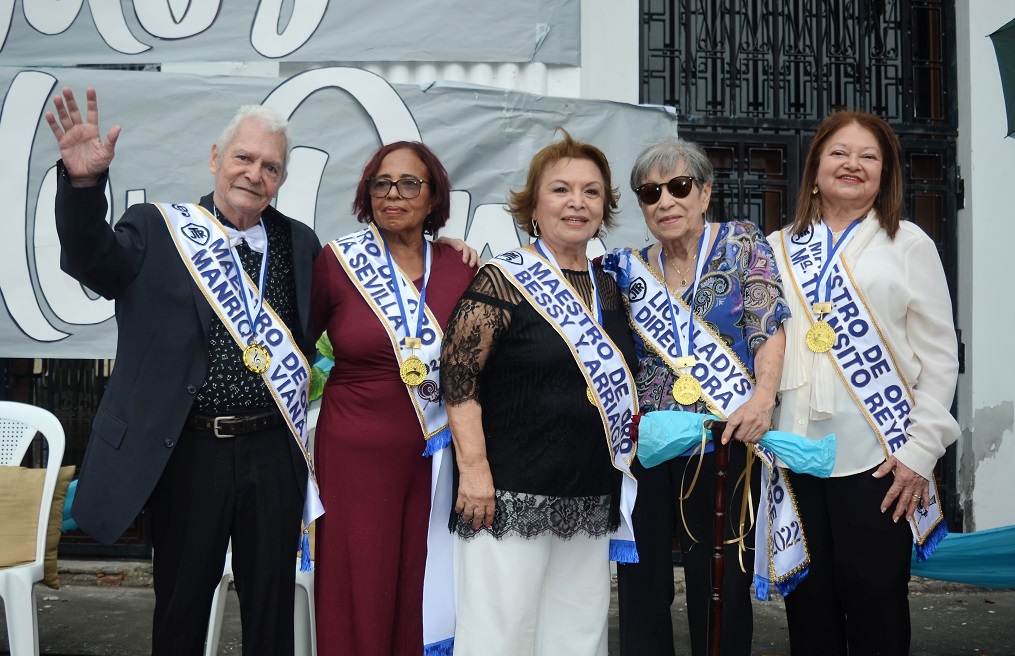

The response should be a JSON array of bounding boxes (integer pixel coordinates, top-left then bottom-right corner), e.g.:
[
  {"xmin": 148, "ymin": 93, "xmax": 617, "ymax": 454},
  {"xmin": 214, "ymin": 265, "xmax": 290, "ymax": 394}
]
[{"xmin": 47, "ymin": 87, "xmax": 320, "ymax": 655}]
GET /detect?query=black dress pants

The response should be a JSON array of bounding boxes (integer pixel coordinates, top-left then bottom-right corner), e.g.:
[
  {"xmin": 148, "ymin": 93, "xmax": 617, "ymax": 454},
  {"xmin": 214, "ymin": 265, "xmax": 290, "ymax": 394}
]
[
  {"xmin": 149, "ymin": 425, "xmax": 305, "ymax": 656},
  {"xmin": 782, "ymin": 466, "xmax": 914, "ymax": 656},
  {"xmin": 618, "ymin": 442, "xmax": 760, "ymax": 656}
]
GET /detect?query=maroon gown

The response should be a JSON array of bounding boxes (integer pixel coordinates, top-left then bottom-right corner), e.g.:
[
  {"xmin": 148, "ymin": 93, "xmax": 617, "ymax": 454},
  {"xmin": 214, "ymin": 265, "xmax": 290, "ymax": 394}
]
[{"xmin": 311, "ymin": 240, "xmax": 475, "ymax": 656}]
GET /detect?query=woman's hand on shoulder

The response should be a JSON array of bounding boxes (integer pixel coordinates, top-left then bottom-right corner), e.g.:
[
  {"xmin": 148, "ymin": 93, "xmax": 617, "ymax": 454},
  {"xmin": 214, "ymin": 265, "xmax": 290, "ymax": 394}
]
[
  {"xmin": 435, "ymin": 236, "xmax": 481, "ymax": 267},
  {"xmin": 455, "ymin": 460, "xmax": 496, "ymax": 530}
]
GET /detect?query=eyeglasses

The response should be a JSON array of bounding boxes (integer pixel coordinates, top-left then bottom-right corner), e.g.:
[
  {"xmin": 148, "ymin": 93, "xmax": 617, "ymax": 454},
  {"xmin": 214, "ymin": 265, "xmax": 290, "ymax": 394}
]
[
  {"xmin": 634, "ymin": 176, "xmax": 698, "ymax": 205},
  {"xmin": 367, "ymin": 178, "xmax": 429, "ymax": 199}
]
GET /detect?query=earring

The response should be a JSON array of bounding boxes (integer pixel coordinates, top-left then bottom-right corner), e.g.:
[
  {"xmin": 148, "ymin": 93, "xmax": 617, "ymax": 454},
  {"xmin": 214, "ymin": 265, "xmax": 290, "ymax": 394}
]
[
  {"xmin": 811, "ymin": 185, "xmax": 819, "ymax": 196},
  {"xmin": 596, "ymin": 226, "xmax": 606, "ymax": 239},
  {"xmin": 531, "ymin": 219, "xmax": 540, "ymax": 237},
  {"xmin": 644, "ymin": 224, "xmax": 650, "ymax": 242}
]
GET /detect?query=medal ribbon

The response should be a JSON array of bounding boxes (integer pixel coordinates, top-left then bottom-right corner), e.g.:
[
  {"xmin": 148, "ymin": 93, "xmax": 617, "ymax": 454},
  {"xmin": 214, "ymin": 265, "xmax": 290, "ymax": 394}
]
[
  {"xmin": 534, "ymin": 238, "xmax": 602, "ymax": 323},
  {"xmin": 216, "ymin": 207, "xmax": 270, "ymax": 346},
  {"xmin": 380, "ymin": 231, "xmax": 432, "ymax": 353},
  {"xmin": 658, "ymin": 223, "xmax": 712, "ymax": 366},
  {"xmin": 812, "ymin": 218, "xmax": 862, "ymax": 313}
]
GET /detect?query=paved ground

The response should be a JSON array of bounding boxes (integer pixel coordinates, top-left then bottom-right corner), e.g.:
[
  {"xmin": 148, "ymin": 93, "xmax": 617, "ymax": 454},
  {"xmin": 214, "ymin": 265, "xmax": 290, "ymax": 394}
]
[{"xmin": 2, "ymin": 560, "xmax": 1014, "ymax": 655}]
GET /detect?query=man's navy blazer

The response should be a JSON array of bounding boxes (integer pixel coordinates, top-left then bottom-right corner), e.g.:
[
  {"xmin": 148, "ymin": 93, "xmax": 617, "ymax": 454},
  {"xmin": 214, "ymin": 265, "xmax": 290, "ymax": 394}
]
[{"xmin": 55, "ymin": 161, "xmax": 322, "ymax": 545}]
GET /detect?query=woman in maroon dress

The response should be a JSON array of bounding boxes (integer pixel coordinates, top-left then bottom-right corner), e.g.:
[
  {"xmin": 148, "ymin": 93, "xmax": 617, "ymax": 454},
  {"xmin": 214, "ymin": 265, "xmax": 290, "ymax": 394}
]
[{"xmin": 311, "ymin": 142, "xmax": 476, "ymax": 656}]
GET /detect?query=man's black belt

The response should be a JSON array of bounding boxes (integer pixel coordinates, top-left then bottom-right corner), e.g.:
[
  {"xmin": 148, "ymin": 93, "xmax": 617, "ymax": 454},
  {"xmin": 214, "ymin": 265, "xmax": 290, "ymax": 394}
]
[{"xmin": 186, "ymin": 409, "xmax": 281, "ymax": 438}]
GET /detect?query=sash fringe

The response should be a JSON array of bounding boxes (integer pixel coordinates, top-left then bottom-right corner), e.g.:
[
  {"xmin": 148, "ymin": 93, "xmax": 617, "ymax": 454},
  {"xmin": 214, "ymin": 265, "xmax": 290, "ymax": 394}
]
[
  {"xmin": 774, "ymin": 565, "xmax": 808, "ymax": 597},
  {"xmin": 610, "ymin": 539, "xmax": 639, "ymax": 564},
  {"xmin": 422, "ymin": 426, "xmax": 451, "ymax": 457},
  {"xmin": 424, "ymin": 637, "xmax": 455, "ymax": 656},
  {"xmin": 754, "ymin": 565, "xmax": 809, "ymax": 602},
  {"xmin": 915, "ymin": 521, "xmax": 948, "ymax": 562},
  {"xmin": 299, "ymin": 532, "xmax": 312, "ymax": 572}
]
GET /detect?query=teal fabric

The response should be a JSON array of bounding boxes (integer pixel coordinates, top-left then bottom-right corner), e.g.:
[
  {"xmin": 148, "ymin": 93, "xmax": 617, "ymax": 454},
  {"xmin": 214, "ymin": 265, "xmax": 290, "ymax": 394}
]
[
  {"xmin": 911, "ymin": 525, "xmax": 1015, "ymax": 588},
  {"xmin": 62, "ymin": 478, "xmax": 78, "ymax": 533},
  {"xmin": 758, "ymin": 430, "xmax": 836, "ymax": 477},
  {"xmin": 636, "ymin": 410, "xmax": 709, "ymax": 467},
  {"xmin": 635, "ymin": 410, "xmax": 836, "ymax": 477}
]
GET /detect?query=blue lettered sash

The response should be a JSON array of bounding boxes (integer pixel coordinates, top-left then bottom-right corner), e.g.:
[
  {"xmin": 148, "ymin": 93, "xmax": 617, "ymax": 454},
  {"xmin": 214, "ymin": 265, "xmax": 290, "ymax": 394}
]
[
  {"xmin": 327, "ymin": 224, "xmax": 450, "ymax": 454},
  {"xmin": 489, "ymin": 247, "xmax": 640, "ymax": 563},
  {"xmin": 328, "ymin": 224, "xmax": 455, "ymax": 654},
  {"xmin": 780, "ymin": 222, "xmax": 946, "ymax": 557},
  {"xmin": 609, "ymin": 248, "xmax": 808, "ymax": 599},
  {"xmin": 620, "ymin": 250, "xmax": 757, "ymax": 416},
  {"xmin": 158, "ymin": 203, "xmax": 323, "ymax": 529}
]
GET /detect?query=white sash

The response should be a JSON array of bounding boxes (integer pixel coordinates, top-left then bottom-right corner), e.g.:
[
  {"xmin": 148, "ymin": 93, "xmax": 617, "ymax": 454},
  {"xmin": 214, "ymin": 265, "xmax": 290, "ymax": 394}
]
[
  {"xmin": 157, "ymin": 203, "xmax": 323, "ymax": 528},
  {"xmin": 621, "ymin": 250, "xmax": 757, "ymax": 416},
  {"xmin": 327, "ymin": 224, "xmax": 455, "ymax": 654},
  {"xmin": 327, "ymin": 224, "xmax": 451, "ymax": 454},
  {"xmin": 609, "ymin": 247, "xmax": 808, "ymax": 599},
  {"xmin": 489, "ymin": 247, "xmax": 640, "ymax": 563},
  {"xmin": 779, "ymin": 223, "xmax": 946, "ymax": 554}
]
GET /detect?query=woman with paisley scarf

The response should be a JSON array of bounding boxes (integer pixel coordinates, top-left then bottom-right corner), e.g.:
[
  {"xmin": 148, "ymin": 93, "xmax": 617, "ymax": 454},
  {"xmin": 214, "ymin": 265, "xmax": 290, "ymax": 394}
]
[{"xmin": 603, "ymin": 137, "xmax": 790, "ymax": 656}]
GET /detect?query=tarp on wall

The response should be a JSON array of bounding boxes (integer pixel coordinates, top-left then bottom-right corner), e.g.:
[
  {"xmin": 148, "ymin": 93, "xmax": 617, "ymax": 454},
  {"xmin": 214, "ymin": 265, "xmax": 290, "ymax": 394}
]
[
  {"xmin": 0, "ymin": 65, "xmax": 678, "ymax": 358},
  {"xmin": 0, "ymin": 0, "xmax": 580, "ymax": 65}
]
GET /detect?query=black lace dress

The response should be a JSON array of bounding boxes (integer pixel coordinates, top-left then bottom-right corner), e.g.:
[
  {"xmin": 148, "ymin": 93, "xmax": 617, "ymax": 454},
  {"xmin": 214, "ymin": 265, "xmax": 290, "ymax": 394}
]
[{"xmin": 440, "ymin": 262, "xmax": 637, "ymax": 540}]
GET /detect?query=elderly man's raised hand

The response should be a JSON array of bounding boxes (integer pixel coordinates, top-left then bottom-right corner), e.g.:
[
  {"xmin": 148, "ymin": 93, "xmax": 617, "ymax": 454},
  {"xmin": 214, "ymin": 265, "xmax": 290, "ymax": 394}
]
[{"xmin": 45, "ymin": 87, "xmax": 121, "ymax": 187}]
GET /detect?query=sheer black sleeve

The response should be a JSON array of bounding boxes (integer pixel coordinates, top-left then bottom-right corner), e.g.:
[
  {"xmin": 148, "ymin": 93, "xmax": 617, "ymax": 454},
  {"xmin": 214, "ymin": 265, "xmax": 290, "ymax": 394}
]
[{"xmin": 440, "ymin": 265, "xmax": 523, "ymax": 405}]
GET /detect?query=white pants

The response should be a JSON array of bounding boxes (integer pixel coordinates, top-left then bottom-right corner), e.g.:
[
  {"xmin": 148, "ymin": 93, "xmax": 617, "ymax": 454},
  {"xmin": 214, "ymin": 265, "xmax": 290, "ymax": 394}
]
[{"xmin": 453, "ymin": 532, "xmax": 610, "ymax": 656}]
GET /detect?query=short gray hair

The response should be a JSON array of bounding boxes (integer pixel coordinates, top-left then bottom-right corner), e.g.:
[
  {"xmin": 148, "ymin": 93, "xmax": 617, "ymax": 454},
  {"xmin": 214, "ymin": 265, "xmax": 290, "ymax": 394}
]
[
  {"xmin": 629, "ymin": 138, "xmax": 714, "ymax": 191},
  {"xmin": 215, "ymin": 105, "xmax": 292, "ymax": 178}
]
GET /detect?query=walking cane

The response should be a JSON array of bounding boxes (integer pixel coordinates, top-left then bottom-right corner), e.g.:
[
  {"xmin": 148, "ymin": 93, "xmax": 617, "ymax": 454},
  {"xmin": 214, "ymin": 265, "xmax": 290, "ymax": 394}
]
[{"xmin": 705, "ymin": 419, "xmax": 730, "ymax": 656}]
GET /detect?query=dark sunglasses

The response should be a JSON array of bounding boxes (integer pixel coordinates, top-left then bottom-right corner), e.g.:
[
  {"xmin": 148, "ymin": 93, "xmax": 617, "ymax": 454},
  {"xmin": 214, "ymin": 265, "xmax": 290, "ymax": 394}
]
[
  {"xmin": 367, "ymin": 177, "xmax": 429, "ymax": 199},
  {"xmin": 634, "ymin": 176, "xmax": 698, "ymax": 205}
]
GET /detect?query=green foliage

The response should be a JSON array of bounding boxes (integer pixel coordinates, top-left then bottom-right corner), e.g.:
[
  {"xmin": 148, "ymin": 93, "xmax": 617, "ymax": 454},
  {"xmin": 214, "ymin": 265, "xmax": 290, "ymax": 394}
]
[
  {"xmin": 310, "ymin": 366, "xmax": 327, "ymax": 401},
  {"xmin": 317, "ymin": 333, "xmax": 334, "ymax": 361}
]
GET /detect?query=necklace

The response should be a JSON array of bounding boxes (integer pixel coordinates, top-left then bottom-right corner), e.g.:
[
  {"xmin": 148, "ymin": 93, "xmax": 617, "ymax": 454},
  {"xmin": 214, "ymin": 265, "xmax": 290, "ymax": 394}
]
[{"xmin": 664, "ymin": 250, "xmax": 698, "ymax": 288}]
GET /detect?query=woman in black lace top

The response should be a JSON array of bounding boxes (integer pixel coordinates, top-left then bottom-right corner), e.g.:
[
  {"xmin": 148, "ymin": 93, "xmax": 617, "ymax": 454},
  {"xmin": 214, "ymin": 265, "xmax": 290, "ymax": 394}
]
[{"xmin": 440, "ymin": 130, "xmax": 638, "ymax": 656}]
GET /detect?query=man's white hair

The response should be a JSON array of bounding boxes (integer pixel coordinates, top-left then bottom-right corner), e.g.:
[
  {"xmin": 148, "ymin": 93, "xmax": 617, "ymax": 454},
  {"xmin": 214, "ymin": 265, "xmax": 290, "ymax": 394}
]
[{"xmin": 215, "ymin": 105, "xmax": 292, "ymax": 179}]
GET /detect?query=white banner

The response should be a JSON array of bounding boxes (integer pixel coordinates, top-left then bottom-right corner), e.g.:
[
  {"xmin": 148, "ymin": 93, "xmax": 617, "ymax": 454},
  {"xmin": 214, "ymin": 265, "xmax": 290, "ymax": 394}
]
[
  {"xmin": 0, "ymin": 65, "xmax": 678, "ymax": 357},
  {"xmin": 0, "ymin": 0, "xmax": 579, "ymax": 65}
]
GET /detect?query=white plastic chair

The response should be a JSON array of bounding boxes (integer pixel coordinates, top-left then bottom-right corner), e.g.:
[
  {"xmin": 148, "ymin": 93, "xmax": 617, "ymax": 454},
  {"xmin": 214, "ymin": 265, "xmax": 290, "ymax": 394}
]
[
  {"xmin": 204, "ymin": 405, "xmax": 320, "ymax": 656},
  {"xmin": 204, "ymin": 549, "xmax": 317, "ymax": 656},
  {"xmin": 0, "ymin": 401, "xmax": 66, "ymax": 656}
]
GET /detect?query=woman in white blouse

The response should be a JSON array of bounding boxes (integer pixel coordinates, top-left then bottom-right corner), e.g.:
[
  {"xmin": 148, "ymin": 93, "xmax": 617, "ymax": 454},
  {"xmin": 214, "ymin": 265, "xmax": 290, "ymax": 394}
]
[{"xmin": 768, "ymin": 110, "xmax": 959, "ymax": 656}]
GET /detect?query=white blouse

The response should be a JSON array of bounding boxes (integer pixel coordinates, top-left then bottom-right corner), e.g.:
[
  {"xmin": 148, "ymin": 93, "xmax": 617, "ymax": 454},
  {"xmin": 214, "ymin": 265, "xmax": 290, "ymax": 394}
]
[{"xmin": 770, "ymin": 214, "xmax": 960, "ymax": 479}]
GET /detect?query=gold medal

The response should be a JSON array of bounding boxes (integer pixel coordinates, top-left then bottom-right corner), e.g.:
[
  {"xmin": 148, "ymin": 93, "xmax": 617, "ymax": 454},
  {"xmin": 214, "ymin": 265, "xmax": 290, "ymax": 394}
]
[
  {"xmin": 399, "ymin": 355, "xmax": 429, "ymax": 387},
  {"xmin": 671, "ymin": 374, "xmax": 702, "ymax": 406},
  {"xmin": 242, "ymin": 343, "xmax": 270, "ymax": 374},
  {"xmin": 586, "ymin": 386, "xmax": 598, "ymax": 406},
  {"xmin": 806, "ymin": 320, "xmax": 836, "ymax": 353}
]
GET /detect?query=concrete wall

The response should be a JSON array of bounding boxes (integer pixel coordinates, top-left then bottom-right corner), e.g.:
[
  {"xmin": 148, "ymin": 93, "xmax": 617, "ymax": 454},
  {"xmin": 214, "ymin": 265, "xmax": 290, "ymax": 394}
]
[{"xmin": 955, "ymin": 1, "xmax": 1015, "ymax": 531}]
